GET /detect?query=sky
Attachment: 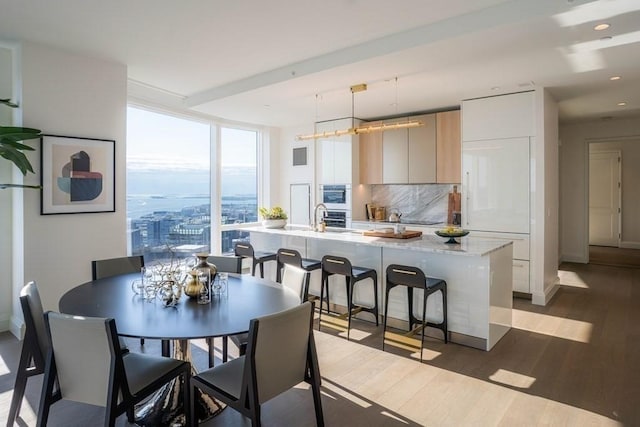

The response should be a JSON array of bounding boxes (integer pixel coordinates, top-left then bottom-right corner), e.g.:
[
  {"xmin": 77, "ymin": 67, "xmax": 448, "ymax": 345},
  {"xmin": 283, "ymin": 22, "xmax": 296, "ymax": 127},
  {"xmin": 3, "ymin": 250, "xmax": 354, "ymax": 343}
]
[{"xmin": 126, "ymin": 106, "xmax": 257, "ymax": 170}]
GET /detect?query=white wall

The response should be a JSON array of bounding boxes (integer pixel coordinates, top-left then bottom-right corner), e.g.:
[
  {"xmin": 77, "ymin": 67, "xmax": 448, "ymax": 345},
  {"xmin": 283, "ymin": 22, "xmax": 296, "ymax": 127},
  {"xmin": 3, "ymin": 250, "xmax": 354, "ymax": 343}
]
[
  {"xmin": 560, "ymin": 117, "xmax": 640, "ymax": 263},
  {"xmin": 540, "ymin": 89, "xmax": 559, "ymax": 304},
  {"xmin": 9, "ymin": 41, "xmax": 127, "ymax": 335},
  {"xmin": 0, "ymin": 44, "xmax": 15, "ymax": 331},
  {"xmin": 277, "ymin": 124, "xmax": 316, "ymax": 221}
]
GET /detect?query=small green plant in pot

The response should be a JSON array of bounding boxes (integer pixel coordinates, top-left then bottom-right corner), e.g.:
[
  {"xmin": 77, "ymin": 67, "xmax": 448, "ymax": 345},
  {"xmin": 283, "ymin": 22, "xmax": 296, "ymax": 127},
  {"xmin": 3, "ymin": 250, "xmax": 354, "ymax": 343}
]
[{"xmin": 259, "ymin": 206, "xmax": 288, "ymax": 228}]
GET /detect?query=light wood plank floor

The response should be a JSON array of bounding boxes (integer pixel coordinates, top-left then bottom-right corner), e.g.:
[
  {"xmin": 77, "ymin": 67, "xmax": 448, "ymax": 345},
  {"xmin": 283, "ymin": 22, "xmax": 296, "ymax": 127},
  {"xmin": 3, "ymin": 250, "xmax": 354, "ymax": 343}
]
[{"xmin": 1, "ymin": 262, "xmax": 638, "ymax": 426}]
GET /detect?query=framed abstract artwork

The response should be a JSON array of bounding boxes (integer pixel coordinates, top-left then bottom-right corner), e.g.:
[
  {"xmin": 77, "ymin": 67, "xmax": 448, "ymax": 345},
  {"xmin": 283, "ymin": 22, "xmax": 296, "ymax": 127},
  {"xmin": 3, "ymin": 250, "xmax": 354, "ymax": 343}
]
[{"xmin": 40, "ymin": 135, "xmax": 115, "ymax": 214}]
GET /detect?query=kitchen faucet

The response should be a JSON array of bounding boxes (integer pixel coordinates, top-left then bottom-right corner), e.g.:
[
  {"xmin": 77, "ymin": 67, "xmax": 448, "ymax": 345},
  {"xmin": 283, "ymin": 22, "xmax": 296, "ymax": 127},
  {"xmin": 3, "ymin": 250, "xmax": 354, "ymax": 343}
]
[{"xmin": 312, "ymin": 203, "xmax": 328, "ymax": 231}]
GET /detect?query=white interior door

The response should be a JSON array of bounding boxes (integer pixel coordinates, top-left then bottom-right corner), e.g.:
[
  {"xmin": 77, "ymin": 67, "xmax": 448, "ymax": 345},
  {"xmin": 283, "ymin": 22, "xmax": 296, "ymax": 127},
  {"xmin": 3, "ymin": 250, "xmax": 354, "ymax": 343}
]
[{"xmin": 589, "ymin": 151, "xmax": 621, "ymax": 247}]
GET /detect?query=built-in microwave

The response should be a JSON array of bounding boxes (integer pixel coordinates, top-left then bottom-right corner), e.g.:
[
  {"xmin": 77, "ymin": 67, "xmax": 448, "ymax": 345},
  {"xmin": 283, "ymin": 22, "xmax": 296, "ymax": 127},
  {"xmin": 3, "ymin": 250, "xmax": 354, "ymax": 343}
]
[{"xmin": 319, "ymin": 184, "xmax": 351, "ymax": 210}]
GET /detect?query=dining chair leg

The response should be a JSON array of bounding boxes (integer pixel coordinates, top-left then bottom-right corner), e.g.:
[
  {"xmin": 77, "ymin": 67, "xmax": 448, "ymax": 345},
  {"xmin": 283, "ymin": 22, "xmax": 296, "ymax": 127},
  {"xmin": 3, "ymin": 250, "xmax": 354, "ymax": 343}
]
[
  {"xmin": 382, "ymin": 285, "xmax": 393, "ymax": 352},
  {"xmin": 346, "ymin": 277, "xmax": 353, "ymax": 341},
  {"xmin": 161, "ymin": 339, "xmax": 170, "ymax": 357},
  {"xmin": 222, "ymin": 336, "xmax": 228, "ymax": 363},
  {"xmin": 7, "ymin": 350, "xmax": 29, "ymax": 426},
  {"xmin": 420, "ymin": 293, "xmax": 428, "ymax": 363},
  {"xmin": 207, "ymin": 337, "xmax": 215, "ymax": 368}
]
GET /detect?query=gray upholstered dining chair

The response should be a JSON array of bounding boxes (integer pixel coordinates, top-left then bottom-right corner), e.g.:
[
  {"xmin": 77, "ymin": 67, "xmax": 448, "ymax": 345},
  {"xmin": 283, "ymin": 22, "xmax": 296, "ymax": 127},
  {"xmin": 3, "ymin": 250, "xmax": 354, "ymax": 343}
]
[
  {"xmin": 91, "ymin": 255, "xmax": 149, "ymax": 349},
  {"xmin": 207, "ymin": 255, "xmax": 242, "ymax": 274},
  {"xmin": 91, "ymin": 255, "xmax": 144, "ymax": 281},
  {"xmin": 190, "ymin": 301, "xmax": 323, "ymax": 427},
  {"xmin": 7, "ymin": 282, "xmax": 49, "ymax": 427},
  {"xmin": 227, "ymin": 264, "xmax": 307, "ymax": 360},
  {"xmin": 38, "ymin": 311, "xmax": 191, "ymax": 427}
]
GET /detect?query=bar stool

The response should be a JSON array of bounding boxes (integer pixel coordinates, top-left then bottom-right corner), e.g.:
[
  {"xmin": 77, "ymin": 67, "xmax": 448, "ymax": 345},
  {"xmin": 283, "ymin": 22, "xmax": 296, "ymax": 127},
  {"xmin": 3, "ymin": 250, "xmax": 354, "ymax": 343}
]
[
  {"xmin": 383, "ymin": 264, "xmax": 448, "ymax": 362},
  {"xmin": 276, "ymin": 248, "xmax": 321, "ymax": 302},
  {"xmin": 234, "ymin": 241, "xmax": 276, "ymax": 279},
  {"xmin": 319, "ymin": 255, "xmax": 379, "ymax": 340}
]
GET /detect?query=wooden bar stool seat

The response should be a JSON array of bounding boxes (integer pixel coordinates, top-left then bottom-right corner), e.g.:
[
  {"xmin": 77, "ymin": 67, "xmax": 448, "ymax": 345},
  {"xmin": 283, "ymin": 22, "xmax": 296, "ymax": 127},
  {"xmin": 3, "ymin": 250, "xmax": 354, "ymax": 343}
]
[
  {"xmin": 319, "ymin": 255, "xmax": 379, "ymax": 340},
  {"xmin": 276, "ymin": 248, "xmax": 321, "ymax": 302},
  {"xmin": 383, "ymin": 264, "xmax": 448, "ymax": 362},
  {"xmin": 234, "ymin": 241, "xmax": 276, "ymax": 279}
]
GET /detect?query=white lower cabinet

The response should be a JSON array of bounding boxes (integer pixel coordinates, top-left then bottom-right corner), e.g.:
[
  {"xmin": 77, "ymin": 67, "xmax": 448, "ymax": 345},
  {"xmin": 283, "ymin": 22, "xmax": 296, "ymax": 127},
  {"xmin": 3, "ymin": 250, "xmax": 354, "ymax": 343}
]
[{"xmin": 512, "ymin": 260, "xmax": 530, "ymax": 293}]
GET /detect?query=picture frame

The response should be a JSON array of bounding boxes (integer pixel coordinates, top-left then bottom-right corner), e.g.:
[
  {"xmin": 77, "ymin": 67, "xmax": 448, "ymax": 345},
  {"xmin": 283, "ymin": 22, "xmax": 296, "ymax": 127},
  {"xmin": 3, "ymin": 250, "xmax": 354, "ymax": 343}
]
[{"xmin": 40, "ymin": 134, "xmax": 115, "ymax": 215}]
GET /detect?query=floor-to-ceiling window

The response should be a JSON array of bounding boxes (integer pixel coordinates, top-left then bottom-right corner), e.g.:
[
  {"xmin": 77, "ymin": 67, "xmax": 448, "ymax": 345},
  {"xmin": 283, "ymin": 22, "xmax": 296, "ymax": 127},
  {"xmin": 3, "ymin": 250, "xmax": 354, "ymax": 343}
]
[
  {"xmin": 219, "ymin": 127, "xmax": 258, "ymax": 253},
  {"xmin": 126, "ymin": 107, "xmax": 211, "ymax": 262}
]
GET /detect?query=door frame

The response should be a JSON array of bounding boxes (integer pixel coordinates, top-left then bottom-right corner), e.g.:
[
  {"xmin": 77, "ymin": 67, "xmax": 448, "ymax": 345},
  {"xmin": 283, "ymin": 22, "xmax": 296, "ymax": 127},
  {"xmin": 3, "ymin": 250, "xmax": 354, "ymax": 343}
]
[{"xmin": 583, "ymin": 137, "xmax": 630, "ymax": 262}]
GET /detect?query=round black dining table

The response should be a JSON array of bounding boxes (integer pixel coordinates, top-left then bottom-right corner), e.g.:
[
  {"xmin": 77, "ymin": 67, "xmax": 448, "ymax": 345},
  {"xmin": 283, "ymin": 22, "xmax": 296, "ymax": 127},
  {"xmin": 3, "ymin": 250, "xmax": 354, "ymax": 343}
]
[{"xmin": 58, "ymin": 272, "xmax": 300, "ymax": 426}]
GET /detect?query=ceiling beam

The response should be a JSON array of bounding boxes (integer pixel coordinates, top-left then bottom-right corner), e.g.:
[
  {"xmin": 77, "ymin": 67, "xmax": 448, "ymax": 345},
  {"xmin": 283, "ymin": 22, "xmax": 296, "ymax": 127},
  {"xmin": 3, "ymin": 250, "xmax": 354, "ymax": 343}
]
[{"xmin": 184, "ymin": 0, "xmax": 597, "ymax": 107}]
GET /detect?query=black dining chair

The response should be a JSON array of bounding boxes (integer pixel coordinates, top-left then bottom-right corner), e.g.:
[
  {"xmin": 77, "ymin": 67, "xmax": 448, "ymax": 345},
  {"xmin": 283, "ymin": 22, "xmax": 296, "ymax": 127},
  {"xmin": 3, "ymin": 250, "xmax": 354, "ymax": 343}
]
[
  {"xmin": 234, "ymin": 242, "xmax": 276, "ymax": 279},
  {"xmin": 383, "ymin": 264, "xmax": 448, "ymax": 362},
  {"xmin": 319, "ymin": 255, "xmax": 379, "ymax": 340},
  {"xmin": 7, "ymin": 282, "xmax": 49, "ymax": 427},
  {"xmin": 190, "ymin": 301, "xmax": 323, "ymax": 427},
  {"xmin": 91, "ymin": 255, "xmax": 159, "ymax": 351},
  {"xmin": 204, "ymin": 255, "xmax": 242, "ymax": 367},
  {"xmin": 38, "ymin": 311, "xmax": 191, "ymax": 427}
]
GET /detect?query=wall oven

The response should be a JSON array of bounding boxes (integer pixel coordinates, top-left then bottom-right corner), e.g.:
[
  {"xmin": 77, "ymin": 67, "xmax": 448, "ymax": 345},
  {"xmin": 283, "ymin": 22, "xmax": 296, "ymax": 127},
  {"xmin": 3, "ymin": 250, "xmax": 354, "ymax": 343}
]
[{"xmin": 319, "ymin": 184, "xmax": 351, "ymax": 210}]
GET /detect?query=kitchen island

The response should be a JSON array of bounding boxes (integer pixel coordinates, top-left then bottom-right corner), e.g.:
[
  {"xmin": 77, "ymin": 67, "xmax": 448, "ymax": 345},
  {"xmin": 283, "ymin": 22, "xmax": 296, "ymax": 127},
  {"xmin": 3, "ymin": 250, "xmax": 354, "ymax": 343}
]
[{"xmin": 245, "ymin": 226, "xmax": 513, "ymax": 351}]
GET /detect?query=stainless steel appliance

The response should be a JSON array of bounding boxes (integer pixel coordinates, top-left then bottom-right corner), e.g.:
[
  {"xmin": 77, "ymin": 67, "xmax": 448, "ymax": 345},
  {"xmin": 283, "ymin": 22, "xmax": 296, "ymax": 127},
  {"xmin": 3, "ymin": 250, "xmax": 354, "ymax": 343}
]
[
  {"xmin": 324, "ymin": 209, "xmax": 351, "ymax": 229},
  {"xmin": 319, "ymin": 184, "xmax": 351, "ymax": 210}
]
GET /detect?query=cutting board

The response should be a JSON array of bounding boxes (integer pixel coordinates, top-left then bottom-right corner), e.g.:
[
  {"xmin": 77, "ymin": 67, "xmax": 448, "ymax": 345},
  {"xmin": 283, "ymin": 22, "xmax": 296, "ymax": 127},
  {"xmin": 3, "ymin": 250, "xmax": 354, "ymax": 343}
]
[
  {"xmin": 363, "ymin": 230, "xmax": 423, "ymax": 239},
  {"xmin": 447, "ymin": 185, "xmax": 461, "ymax": 224}
]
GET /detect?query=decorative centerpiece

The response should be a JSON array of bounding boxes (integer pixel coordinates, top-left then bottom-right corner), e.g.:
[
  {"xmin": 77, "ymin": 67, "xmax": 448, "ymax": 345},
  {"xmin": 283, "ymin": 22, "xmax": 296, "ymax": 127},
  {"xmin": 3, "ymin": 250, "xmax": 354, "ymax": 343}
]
[
  {"xmin": 183, "ymin": 253, "xmax": 217, "ymax": 299},
  {"xmin": 259, "ymin": 206, "xmax": 288, "ymax": 228},
  {"xmin": 435, "ymin": 226, "xmax": 469, "ymax": 244}
]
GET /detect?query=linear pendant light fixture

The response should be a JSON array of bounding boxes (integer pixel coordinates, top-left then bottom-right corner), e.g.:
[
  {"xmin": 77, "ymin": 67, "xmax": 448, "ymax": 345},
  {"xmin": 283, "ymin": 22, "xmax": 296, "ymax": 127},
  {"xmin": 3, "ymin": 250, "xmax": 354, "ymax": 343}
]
[{"xmin": 295, "ymin": 81, "xmax": 424, "ymax": 141}]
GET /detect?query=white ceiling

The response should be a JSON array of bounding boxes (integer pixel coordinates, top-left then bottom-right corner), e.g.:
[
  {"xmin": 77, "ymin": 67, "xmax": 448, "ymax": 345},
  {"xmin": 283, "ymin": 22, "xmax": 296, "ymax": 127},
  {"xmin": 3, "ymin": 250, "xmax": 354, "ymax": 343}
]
[{"xmin": 1, "ymin": 0, "xmax": 639, "ymax": 127}]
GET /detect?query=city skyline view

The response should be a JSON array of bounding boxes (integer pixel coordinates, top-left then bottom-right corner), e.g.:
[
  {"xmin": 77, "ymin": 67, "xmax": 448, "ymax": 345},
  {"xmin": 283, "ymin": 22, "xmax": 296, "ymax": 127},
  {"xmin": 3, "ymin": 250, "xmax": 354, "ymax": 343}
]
[{"xmin": 126, "ymin": 107, "xmax": 258, "ymax": 255}]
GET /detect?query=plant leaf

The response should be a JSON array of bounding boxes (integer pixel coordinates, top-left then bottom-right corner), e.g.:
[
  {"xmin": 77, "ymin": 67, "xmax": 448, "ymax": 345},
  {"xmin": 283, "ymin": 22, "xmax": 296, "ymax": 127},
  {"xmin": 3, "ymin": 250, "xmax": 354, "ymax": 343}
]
[
  {"xmin": 0, "ymin": 147, "xmax": 34, "ymax": 175},
  {"xmin": 0, "ymin": 99, "xmax": 19, "ymax": 108},
  {"xmin": 0, "ymin": 126, "xmax": 41, "ymax": 135},
  {"xmin": 0, "ymin": 139, "xmax": 36, "ymax": 151},
  {"xmin": 0, "ymin": 183, "xmax": 41, "ymax": 189}
]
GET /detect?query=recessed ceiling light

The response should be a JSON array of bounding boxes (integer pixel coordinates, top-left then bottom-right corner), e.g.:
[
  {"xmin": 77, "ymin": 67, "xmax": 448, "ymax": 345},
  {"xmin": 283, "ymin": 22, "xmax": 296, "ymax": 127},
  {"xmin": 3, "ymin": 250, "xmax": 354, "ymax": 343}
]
[
  {"xmin": 594, "ymin": 23, "xmax": 610, "ymax": 31},
  {"xmin": 617, "ymin": 102, "xmax": 627, "ymax": 106},
  {"xmin": 609, "ymin": 76, "xmax": 621, "ymax": 81},
  {"xmin": 491, "ymin": 86, "xmax": 500, "ymax": 91},
  {"xmin": 600, "ymin": 36, "xmax": 613, "ymax": 41}
]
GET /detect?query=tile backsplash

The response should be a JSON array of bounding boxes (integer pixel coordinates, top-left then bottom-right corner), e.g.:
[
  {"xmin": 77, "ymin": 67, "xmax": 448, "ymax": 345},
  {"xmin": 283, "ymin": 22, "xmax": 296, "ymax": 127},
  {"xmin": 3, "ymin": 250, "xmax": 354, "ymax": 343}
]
[{"xmin": 370, "ymin": 184, "xmax": 456, "ymax": 224}]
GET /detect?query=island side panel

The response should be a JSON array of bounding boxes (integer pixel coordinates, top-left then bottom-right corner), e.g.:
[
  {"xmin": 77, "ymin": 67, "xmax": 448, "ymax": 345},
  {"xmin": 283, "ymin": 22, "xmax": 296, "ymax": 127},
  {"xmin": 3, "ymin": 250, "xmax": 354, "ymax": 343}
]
[{"xmin": 488, "ymin": 245, "xmax": 513, "ymax": 350}]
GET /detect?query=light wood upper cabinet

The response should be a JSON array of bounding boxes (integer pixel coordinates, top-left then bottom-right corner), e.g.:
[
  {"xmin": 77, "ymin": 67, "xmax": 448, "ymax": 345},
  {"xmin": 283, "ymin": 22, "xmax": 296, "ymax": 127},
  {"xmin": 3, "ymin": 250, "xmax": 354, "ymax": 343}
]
[
  {"xmin": 359, "ymin": 121, "xmax": 383, "ymax": 184},
  {"xmin": 358, "ymin": 111, "xmax": 458, "ymax": 185},
  {"xmin": 382, "ymin": 125, "xmax": 409, "ymax": 184},
  {"xmin": 436, "ymin": 110, "xmax": 461, "ymax": 183},
  {"xmin": 408, "ymin": 114, "xmax": 436, "ymax": 183}
]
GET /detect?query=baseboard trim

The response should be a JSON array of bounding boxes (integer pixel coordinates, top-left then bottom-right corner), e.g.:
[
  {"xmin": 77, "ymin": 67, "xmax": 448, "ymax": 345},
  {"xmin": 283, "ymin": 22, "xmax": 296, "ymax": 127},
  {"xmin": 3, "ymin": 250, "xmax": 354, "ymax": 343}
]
[
  {"xmin": 620, "ymin": 241, "xmax": 640, "ymax": 250},
  {"xmin": 532, "ymin": 280, "xmax": 560, "ymax": 306},
  {"xmin": 560, "ymin": 254, "xmax": 588, "ymax": 264},
  {"xmin": 10, "ymin": 314, "xmax": 25, "ymax": 340}
]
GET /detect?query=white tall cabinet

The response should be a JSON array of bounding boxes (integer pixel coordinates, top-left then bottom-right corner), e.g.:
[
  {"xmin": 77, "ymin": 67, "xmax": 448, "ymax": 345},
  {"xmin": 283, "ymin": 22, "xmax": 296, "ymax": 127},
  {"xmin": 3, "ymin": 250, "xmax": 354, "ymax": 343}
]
[{"xmin": 462, "ymin": 91, "xmax": 534, "ymax": 294}]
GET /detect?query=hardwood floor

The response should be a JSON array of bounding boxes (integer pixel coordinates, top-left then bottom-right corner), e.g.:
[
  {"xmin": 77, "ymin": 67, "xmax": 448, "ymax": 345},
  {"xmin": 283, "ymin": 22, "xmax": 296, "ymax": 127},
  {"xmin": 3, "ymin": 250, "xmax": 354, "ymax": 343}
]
[
  {"xmin": 2, "ymin": 262, "xmax": 638, "ymax": 426},
  {"xmin": 589, "ymin": 245, "xmax": 640, "ymax": 268}
]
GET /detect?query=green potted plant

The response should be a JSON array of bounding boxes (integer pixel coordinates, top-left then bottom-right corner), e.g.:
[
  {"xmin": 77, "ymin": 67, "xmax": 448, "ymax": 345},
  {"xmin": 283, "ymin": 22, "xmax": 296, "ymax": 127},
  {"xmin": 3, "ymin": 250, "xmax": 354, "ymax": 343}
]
[
  {"xmin": 1, "ymin": 98, "xmax": 42, "ymax": 189},
  {"xmin": 258, "ymin": 206, "xmax": 288, "ymax": 228}
]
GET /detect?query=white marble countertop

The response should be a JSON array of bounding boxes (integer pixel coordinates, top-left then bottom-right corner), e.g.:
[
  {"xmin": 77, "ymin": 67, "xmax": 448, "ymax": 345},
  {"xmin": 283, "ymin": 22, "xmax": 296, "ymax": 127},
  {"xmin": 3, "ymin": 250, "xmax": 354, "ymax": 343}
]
[{"xmin": 245, "ymin": 226, "xmax": 512, "ymax": 257}]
